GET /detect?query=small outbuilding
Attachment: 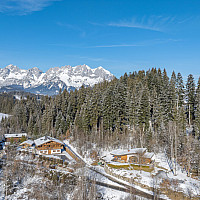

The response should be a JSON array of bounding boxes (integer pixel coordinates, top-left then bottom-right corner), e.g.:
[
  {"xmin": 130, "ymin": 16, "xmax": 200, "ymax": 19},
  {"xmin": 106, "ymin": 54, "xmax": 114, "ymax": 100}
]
[{"xmin": 4, "ymin": 133, "xmax": 27, "ymax": 145}]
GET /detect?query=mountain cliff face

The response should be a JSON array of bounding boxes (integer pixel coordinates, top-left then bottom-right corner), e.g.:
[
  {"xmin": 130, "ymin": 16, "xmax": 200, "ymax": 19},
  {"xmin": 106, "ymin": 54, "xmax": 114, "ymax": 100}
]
[{"xmin": 0, "ymin": 64, "xmax": 114, "ymax": 95}]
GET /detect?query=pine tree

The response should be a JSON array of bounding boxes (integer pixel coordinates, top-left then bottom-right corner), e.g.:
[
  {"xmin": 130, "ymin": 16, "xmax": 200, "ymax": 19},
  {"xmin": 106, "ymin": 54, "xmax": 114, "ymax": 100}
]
[
  {"xmin": 186, "ymin": 74, "xmax": 196, "ymax": 125},
  {"xmin": 194, "ymin": 77, "xmax": 200, "ymax": 138},
  {"xmin": 138, "ymin": 85, "xmax": 150, "ymax": 130},
  {"xmin": 169, "ymin": 71, "xmax": 177, "ymax": 121},
  {"xmin": 176, "ymin": 72, "xmax": 185, "ymax": 108}
]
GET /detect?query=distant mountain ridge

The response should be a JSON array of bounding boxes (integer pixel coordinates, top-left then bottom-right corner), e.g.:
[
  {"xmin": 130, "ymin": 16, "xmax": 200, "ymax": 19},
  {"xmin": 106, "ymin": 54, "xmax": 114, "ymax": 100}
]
[{"xmin": 0, "ymin": 64, "xmax": 114, "ymax": 95}]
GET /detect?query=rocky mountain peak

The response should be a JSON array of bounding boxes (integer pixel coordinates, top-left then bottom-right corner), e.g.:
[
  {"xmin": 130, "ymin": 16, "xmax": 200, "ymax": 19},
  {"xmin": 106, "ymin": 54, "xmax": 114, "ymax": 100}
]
[{"xmin": 0, "ymin": 64, "xmax": 114, "ymax": 95}]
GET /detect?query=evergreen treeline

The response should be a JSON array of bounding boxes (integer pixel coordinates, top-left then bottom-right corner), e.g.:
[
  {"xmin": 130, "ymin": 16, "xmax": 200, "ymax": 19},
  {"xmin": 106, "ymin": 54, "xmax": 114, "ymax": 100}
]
[
  {"xmin": 0, "ymin": 93, "xmax": 16, "ymax": 114},
  {"xmin": 1, "ymin": 68, "xmax": 200, "ymax": 175}
]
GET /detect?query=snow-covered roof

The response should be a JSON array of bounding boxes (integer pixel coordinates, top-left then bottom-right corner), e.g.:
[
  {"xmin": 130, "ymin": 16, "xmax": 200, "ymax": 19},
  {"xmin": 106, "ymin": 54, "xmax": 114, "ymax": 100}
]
[
  {"xmin": 34, "ymin": 136, "xmax": 64, "ymax": 147},
  {"xmin": 143, "ymin": 152, "xmax": 154, "ymax": 159},
  {"xmin": 110, "ymin": 148, "xmax": 147, "ymax": 156},
  {"xmin": 4, "ymin": 133, "xmax": 27, "ymax": 138},
  {"xmin": 20, "ymin": 140, "xmax": 34, "ymax": 146}
]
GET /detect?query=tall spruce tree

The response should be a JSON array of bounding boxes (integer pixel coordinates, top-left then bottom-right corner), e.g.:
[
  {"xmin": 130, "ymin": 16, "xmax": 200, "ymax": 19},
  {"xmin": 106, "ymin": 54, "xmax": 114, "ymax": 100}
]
[
  {"xmin": 186, "ymin": 74, "xmax": 196, "ymax": 125},
  {"xmin": 195, "ymin": 77, "xmax": 200, "ymax": 138}
]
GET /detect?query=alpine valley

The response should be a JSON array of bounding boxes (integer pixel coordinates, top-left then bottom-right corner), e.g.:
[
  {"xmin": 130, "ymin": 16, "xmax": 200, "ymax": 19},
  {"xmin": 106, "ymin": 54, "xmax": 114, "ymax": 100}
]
[{"xmin": 0, "ymin": 64, "xmax": 114, "ymax": 95}]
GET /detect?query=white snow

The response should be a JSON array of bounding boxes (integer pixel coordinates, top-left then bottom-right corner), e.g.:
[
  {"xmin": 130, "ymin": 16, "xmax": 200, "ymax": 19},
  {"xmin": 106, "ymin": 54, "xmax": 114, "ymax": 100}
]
[
  {"xmin": 143, "ymin": 152, "xmax": 154, "ymax": 158},
  {"xmin": 110, "ymin": 148, "xmax": 147, "ymax": 156},
  {"xmin": 43, "ymin": 154, "xmax": 62, "ymax": 160},
  {"xmin": 62, "ymin": 151, "xmax": 74, "ymax": 161},
  {"xmin": 0, "ymin": 64, "xmax": 114, "ymax": 94},
  {"xmin": 97, "ymin": 186, "xmax": 129, "ymax": 200},
  {"xmin": 14, "ymin": 95, "xmax": 27, "ymax": 100},
  {"xmin": 7, "ymin": 71, "xmax": 26, "ymax": 79},
  {"xmin": 102, "ymin": 151, "xmax": 200, "ymax": 198},
  {"xmin": 63, "ymin": 141, "xmax": 167, "ymax": 199},
  {"xmin": 0, "ymin": 113, "xmax": 10, "ymax": 121},
  {"xmin": 34, "ymin": 136, "xmax": 64, "ymax": 146},
  {"xmin": 20, "ymin": 140, "xmax": 34, "ymax": 146},
  {"xmin": 4, "ymin": 133, "xmax": 27, "ymax": 138},
  {"xmin": 63, "ymin": 140, "xmax": 85, "ymax": 162}
]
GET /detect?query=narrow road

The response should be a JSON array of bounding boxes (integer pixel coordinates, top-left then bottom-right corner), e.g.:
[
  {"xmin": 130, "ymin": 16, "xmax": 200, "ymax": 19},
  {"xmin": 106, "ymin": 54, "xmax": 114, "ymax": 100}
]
[{"xmin": 87, "ymin": 178, "xmax": 129, "ymax": 193}]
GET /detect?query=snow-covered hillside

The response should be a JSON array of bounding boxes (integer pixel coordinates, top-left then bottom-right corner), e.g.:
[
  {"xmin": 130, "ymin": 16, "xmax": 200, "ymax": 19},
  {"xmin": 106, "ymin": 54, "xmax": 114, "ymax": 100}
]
[{"xmin": 0, "ymin": 64, "xmax": 114, "ymax": 95}]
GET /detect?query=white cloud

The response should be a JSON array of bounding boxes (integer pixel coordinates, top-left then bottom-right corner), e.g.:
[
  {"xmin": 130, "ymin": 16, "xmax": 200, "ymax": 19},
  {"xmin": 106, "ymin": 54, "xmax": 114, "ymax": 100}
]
[
  {"xmin": 0, "ymin": 0, "xmax": 61, "ymax": 15},
  {"xmin": 90, "ymin": 39, "xmax": 180, "ymax": 48},
  {"xmin": 94, "ymin": 44, "xmax": 142, "ymax": 48},
  {"xmin": 91, "ymin": 15, "xmax": 195, "ymax": 34},
  {"xmin": 106, "ymin": 16, "xmax": 196, "ymax": 32},
  {"xmin": 65, "ymin": 54, "xmax": 104, "ymax": 62},
  {"xmin": 107, "ymin": 16, "xmax": 174, "ymax": 32}
]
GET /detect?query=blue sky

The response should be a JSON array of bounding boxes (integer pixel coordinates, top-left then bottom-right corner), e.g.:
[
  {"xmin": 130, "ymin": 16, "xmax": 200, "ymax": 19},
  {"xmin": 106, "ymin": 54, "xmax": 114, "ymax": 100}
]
[{"xmin": 0, "ymin": 0, "xmax": 200, "ymax": 80}]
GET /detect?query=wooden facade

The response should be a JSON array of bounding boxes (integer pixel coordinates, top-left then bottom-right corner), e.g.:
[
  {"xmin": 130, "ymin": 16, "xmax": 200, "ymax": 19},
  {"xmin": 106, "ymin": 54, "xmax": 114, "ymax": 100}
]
[
  {"xmin": 20, "ymin": 140, "xmax": 34, "ymax": 149},
  {"xmin": 6, "ymin": 137, "xmax": 20, "ymax": 142},
  {"xmin": 111, "ymin": 148, "xmax": 154, "ymax": 165},
  {"xmin": 113, "ymin": 155, "xmax": 127, "ymax": 163},
  {"xmin": 129, "ymin": 155, "xmax": 138, "ymax": 163},
  {"xmin": 35, "ymin": 138, "xmax": 64, "ymax": 155},
  {"xmin": 4, "ymin": 133, "xmax": 27, "ymax": 145},
  {"xmin": 141, "ymin": 157, "xmax": 152, "ymax": 165},
  {"xmin": 21, "ymin": 143, "xmax": 32, "ymax": 149},
  {"xmin": 128, "ymin": 154, "xmax": 153, "ymax": 165}
]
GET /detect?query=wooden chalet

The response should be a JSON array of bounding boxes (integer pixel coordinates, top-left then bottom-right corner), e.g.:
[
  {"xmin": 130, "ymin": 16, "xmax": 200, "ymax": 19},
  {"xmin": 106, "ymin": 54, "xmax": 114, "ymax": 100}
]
[
  {"xmin": 20, "ymin": 140, "xmax": 34, "ymax": 149},
  {"xmin": 110, "ymin": 148, "xmax": 154, "ymax": 165},
  {"xmin": 4, "ymin": 133, "xmax": 27, "ymax": 145},
  {"xmin": 34, "ymin": 136, "xmax": 64, "ymax": 155}
]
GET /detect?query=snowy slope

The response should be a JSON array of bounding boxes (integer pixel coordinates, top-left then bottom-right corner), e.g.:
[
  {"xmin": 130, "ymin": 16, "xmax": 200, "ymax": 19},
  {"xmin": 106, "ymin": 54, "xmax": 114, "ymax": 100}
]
[{"xmin": 0, "ymin": 64, "xmax": 114, "ymax": 95}]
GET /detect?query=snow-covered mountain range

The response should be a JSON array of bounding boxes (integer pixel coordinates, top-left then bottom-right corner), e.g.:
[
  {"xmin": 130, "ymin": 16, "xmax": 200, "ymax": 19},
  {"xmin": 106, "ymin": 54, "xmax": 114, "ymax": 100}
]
[{"xmin": 0, "ymin": 64, "xmax": 114, "ymax": 95}]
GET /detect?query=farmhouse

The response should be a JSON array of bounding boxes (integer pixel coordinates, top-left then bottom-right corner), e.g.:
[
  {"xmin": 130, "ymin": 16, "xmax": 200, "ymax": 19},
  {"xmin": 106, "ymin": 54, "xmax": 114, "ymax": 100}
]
[
  {"xmin": 34, "ymin": 136, "xmax": 64, "ymax": 155},
  {"xmin": 110, "ymin": 148, "xmax": 154, "ymax": 165},
  {"xmin": 4, "ymin": 133, "xmax": 27, "ymax": 145}
]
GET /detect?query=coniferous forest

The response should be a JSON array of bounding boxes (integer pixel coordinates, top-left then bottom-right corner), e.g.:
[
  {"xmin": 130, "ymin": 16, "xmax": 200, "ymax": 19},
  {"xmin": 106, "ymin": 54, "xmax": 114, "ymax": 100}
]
[{"xmin": 1, "ymin": 68, "xmax": 200, "ymax": 176}]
